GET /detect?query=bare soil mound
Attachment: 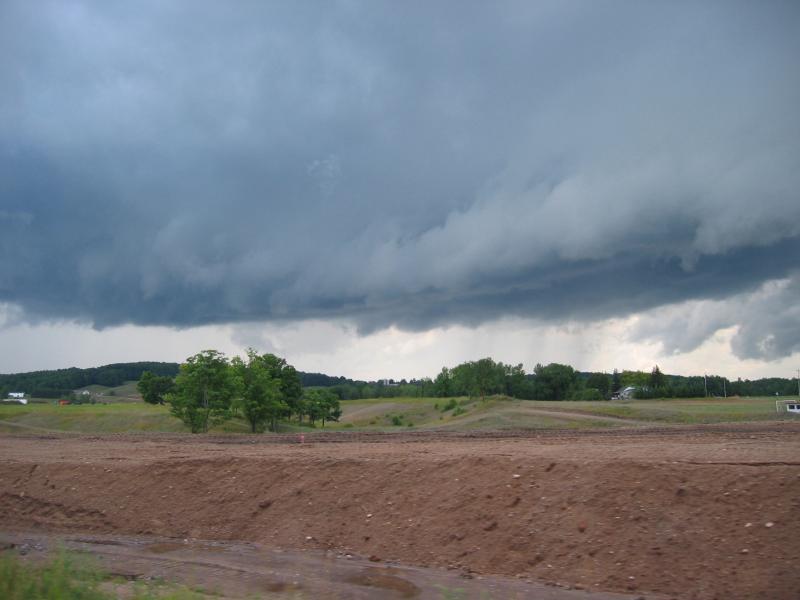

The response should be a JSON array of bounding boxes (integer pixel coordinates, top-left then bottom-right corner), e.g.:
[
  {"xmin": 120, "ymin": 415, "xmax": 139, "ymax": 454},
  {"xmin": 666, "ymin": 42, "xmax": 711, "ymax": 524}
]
[{"xmin": 1, "ymin": 427, "xmax": 798, "ymax": 599}]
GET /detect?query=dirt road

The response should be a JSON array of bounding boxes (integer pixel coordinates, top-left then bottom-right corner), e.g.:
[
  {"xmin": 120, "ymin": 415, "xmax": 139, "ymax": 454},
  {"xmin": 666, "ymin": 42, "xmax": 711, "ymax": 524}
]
[{"xmin": 1, "ymin": 425, "xmax": 798, "ymax": 599}]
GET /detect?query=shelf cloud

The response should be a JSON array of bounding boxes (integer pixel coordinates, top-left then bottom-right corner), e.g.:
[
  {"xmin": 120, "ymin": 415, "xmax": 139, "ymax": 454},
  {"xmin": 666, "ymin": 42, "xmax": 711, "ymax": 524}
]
[{"xmin": 1, "ymin": 1, "xmax": 798, "ymax": 359}]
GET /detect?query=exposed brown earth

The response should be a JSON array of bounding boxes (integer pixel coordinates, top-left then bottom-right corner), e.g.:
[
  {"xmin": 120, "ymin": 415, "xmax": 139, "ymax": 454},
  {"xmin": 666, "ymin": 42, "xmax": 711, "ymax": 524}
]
[{"xmin": 1, "ymin": 425, "xmax": 799, "ymax": 599}]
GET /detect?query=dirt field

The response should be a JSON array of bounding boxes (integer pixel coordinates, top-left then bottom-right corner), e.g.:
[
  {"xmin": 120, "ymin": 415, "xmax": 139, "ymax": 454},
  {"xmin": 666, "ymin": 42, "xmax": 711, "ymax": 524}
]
[{"xmin": 1, "ymin": 423, "xmax": 799, "ymax": 599}]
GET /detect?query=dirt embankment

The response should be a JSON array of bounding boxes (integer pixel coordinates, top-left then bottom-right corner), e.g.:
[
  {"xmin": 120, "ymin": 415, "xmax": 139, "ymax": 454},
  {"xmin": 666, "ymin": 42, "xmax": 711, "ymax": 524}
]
[{"xmin": 0, "ymin": 430, "xmax": 798, "ymax": 599}]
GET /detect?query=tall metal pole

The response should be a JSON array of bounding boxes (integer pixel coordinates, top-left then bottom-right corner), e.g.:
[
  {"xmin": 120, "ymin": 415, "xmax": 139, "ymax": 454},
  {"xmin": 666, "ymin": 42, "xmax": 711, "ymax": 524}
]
[
  {"xmin": 723, "ymin": 379, "xmax": 727, "ymax": 398},
  {"xmin": 796, "ymin": 368, "xmax": 800, "ymax": 397},
  {"xmin": 704, "ymin": 374, "xmax": 708, "ymax": 398}
]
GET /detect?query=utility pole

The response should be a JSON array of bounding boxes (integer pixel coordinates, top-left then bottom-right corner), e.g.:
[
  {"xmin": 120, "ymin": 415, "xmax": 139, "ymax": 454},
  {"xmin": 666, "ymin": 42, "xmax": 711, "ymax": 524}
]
[
  {"xmin": 704, "ymin": 374, "xmax": 708, "ymax": 398},
  {"xmin": 723, "ymin": 379, "xmax": 727, "ymax": 398},
  {"xmin": 796, "ymin": 368, "xmax": 800, "ymax": 397}
]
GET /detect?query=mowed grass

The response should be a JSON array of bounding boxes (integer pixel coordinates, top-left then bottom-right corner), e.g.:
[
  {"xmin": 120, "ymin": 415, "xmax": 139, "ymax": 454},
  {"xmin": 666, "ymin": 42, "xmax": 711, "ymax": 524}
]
[
  {"xmin": 334, "ymin": 396, "xmax": 626, "ymax": 430},
  {"xmin": 0, "ymin": 395, "xmax": 794, "ymax": 435},
  {"xmin": 0, "ymin": 403, "xmax": 249, "ymax": 434}
]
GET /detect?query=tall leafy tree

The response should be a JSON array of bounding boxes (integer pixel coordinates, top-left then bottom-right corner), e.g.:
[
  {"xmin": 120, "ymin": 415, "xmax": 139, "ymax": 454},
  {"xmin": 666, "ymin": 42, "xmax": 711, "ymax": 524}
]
[
  {"xmin": 167, "ymin": 350, "xmax": 237, "ymax": 433},
  {"xmin": 137, "ymin": 371, "xmax": 174, "ymax": 405},
  {"xmin": 650, "ymin": 365, "xmax": 667, "ymax": 389},
  {"xmin": 533, "ymin": 363, "xmax": 578, "ymax": 400},
  {"xmin": 611, "ymin": 369, "xmax": 621, "ymax": 393},
  {"xmin": 473, "ymin": 358, "xmax": 504, "ymax": 401},
  {"xmin": 433, "ymin": 367, "xmax": 452, "ymax": 397},
  {"xmin": 586, "ymin": 372, "xmax": 611, "ymax": 397},
  {"xmin": 304, "ymin": 389, "xmax": 342, "ymax": 427},
  {"xmin": 231, "ymin": 350, "xmax": 285, "ymax": 433},
  {"xmin": 280, "ymin": 365, "xmax": 303, "ymax": 419}
]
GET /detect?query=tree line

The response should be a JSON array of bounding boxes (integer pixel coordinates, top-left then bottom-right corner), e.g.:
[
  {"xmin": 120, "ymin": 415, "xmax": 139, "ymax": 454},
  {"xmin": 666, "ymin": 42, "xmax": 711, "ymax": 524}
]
[
  {"xmin": 320, "ymin": 360, "xmax": 800, "ymax": 402},
  {"xmin": 137, "ymin": 349, "xmax": 341, "ymax": 433},
  {"xmin": 3, "ymin": 357, "xmax": 797, "ymax": 403}
]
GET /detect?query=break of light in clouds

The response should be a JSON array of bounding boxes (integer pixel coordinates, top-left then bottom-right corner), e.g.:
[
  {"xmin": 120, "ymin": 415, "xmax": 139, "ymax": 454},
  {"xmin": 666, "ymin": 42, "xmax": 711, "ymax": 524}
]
[{"xmin": 1, "ymin": 1, "xmax": 799, "ymax": 376}]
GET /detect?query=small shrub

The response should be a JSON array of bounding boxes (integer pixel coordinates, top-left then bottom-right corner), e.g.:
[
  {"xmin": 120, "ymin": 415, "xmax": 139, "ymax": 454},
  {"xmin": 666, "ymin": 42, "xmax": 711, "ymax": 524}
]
[
  {"xmin": 391, "ymin": 415, "xmax": 403, "ymax": 426},
  {"xmin": 452, "ymin": 406, "xmax": 467, "ymax": 417}
]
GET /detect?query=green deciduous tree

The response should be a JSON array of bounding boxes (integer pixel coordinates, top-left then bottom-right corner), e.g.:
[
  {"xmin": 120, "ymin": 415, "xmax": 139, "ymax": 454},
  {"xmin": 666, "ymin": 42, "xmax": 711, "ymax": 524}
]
[
  {"xmin": 231, "ymin": 350, "xmax": 285, "ymax": 433},
  {"xmin": 586, "ymin": 372, "xmax": 611, "ymax": 398},
  {"xmin": 167, "ymin": 350, "xmax": 237, "ymax": 433},
  {"xmin": 137, "ymin": 371, "xmax": 174, "ymax": 405},
  {"xmin": 533, "ymin": 363, "xmax": 578, "ymax": 400},
  {"xmin": 303, "ymin": 389, "xmax": 341, "ymax": 427},
  {"xmin": 649, "ymin": 365, "xmax": 667, "ymax": 389}
]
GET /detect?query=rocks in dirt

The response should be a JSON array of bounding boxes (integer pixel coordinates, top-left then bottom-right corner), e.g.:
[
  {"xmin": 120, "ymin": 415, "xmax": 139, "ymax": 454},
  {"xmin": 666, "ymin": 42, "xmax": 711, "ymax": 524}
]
[
  {"xmin": 765, "ymin": 522, "xmax": 775, "ymax": 528},
  {"xmin": 483, "ymin": 521, "xmax": 498, "ymax": 532},
  {"xmin": 368, "ymin": 554, "xmax": 381, "ymax": 562}
]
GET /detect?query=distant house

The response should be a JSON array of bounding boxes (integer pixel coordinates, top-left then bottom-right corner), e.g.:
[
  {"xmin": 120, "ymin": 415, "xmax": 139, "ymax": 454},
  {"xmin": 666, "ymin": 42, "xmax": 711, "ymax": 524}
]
[{"xmin": 4, "ymin": 392, "xmax": 28, "ymax": 405}]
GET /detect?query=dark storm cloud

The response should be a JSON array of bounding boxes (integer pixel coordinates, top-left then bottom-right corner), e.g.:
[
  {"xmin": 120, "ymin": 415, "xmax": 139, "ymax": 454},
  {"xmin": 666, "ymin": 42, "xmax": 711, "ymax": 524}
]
[{"xmin": 1, "ymin": 1, "xmax": 799, "ymax": 357}]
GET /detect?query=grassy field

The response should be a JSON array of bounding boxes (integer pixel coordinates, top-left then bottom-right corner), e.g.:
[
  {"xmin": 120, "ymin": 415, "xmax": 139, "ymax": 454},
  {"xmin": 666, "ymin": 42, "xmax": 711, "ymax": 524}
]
[
  {"xmin": 0, "ymin": 403, "xmax": 250, "ymax": 434},
  {"xmin": 0, "ymin": 395, "xmax": 795, "ymax": 434},
  {"xmin": 530, "ymin": 396, "xmax": 793, "ymax": 424},
  {"xmin": 326, "ymin": 394, "xmax": 796, "ymax": 430},
  {"xmin": 74, "ymin": 380, "xmax": 142, "ymax": 402}
]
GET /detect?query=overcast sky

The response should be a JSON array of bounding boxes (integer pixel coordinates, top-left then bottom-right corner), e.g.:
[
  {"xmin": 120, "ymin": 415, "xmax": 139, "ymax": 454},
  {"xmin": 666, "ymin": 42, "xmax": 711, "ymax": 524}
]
[{"xmin": 1, "ymin": 1, "xmax": 798, "ymax": 379}]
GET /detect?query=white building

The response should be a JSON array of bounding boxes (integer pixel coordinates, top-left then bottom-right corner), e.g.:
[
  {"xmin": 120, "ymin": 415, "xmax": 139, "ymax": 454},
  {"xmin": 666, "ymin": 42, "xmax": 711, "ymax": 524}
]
[{"xmin": 4, "ymin": 392, "xmax": 28, "ymax": 405}]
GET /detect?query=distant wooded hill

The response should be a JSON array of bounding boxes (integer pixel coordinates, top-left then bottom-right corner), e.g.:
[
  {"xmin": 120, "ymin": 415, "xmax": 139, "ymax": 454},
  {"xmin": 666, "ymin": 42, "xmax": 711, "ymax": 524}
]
[
  {"xmin": 0, "ymin": 362, "xmax": 181, "ymax": 398},
  {"xmin": 0, "ymin": 362, "xmax": 359, "ymax": 398},
  {"xmin": 1, "ymin": 361, "xmax": 797, "ymax": 400}
]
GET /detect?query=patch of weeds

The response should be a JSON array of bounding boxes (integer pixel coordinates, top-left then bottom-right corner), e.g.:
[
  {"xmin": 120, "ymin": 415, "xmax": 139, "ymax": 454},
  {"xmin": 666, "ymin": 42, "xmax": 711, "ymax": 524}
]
[
  {"xmin": 451, "ymin": 406, "xmax": 467, "ymax": 417},
  {"xmin": 441, "ymin": 398, "xmax": 458, "ymax": 412},
  {"xmin": 0, "ymin": 550, "xmax": 207, "ymax": 600},
  {"xmin": 0, "ymin": 549, "xmax": 110, "ymax": 600},
  {"xmin": 391, "ymin": 415, "xmax": 403, "ymax": 426}
]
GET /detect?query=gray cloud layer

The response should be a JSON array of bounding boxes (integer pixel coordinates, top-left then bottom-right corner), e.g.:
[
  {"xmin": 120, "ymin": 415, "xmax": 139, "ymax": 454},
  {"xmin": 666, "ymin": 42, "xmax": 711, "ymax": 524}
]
[{"xmin": 1, "ymin": 1, "xmax": 799, "ymax": 357}]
